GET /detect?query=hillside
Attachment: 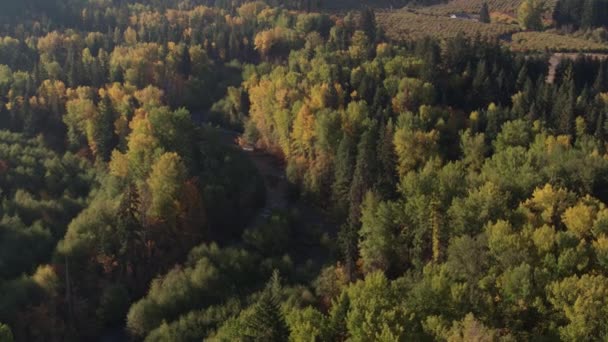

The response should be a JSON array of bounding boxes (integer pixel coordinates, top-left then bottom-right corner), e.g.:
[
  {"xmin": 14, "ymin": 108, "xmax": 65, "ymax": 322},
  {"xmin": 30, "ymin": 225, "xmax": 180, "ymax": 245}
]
[{"xmin": 2, "ymin": 1, "xmax": 608, "ymax": 341}]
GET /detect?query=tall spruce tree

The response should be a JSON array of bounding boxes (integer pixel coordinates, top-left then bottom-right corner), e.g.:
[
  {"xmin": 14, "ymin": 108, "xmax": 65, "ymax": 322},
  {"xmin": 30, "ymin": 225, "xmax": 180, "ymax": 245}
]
[
  {"xmin": 375, "ymin": 120, "xmax": 397, "ymax": 200},
  {"xmin": 332, "ymin": 134, "xmax": 355, "ymax": 218},
  {"xmin": 359, "ymin": 8, "xmax": 377, "ymax": 42},
  {"xmin": 480, "ymin": 2, "xmax": 491, "ymax": 23},
  {"xmin": 348, "ymin": 126, "xmax": 377, "ymax": 227},
  {"xmin": 243, "ymin": 271, "xmax": 289, "ymax": 341}
]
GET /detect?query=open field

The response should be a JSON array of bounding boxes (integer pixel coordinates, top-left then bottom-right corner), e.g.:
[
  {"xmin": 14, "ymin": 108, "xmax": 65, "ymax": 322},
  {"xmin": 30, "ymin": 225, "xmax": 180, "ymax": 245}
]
[
  {"xmin": 511, "ymin": 31, "xmax": 608, "ymax": 52},
  {"xmin": 320, "ymin": 0, "xmax": 411, "ymax": 10},
  {"xmin": 416, "ymin": 0, "xmax": 557, "ymax": 17},
  {"xmin": 377, "ymin": 10, "xmax": 519, "ymax": 41},
  {"xmin": 377, "ymin": 6, "xmax": 608, "ymax": 53}
]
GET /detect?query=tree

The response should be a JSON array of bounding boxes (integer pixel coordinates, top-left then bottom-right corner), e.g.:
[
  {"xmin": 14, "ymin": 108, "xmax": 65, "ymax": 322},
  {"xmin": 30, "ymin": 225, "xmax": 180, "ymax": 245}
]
[
  {"xmin": 480, "ymin": 2, "xmax": 491, "ymax": 24},
  {"xmin": 460, "ymin": 129, "xmax": 486, "ymax": 170},
  {"xmin": 348, "ymin": 127, "xmax": 377, "ymax": 226},
  {"xmin": 88, "ymin": 92, "xmax": 116, "ymax": 161},
  {"xmin": 332, "ymin": 134, "xmax": 355, "ymax": 217},
  {"xmin": 177, "ymin": 44, "xmax": 191, "ymax": 76},
  {"xmin": 147, "ymin": 152, "xmax": 187, "ymax": 221},
  {"xmin": 359, "ymin": 192, "xmax": 407, "ymax": 275},
  {"xmin": 345, "ymin": 272, "xmax": 409, "ymax": 340},
  {"xmin": 358, "ymin": 8, "xmax": 376, "ymax": 42},
  {"xmin": 328, "ymin": 292, "xmax": 350, "ymax": 340},
  {"xmin": 115, "ymin": 184, "xmax": 144, "ymax": 282},
  {"xmin": 243, "ymin": 272, "xmax": 290, "ymax": 341},
  {"xmin": 119, "ymin": 113, "xmax": 161, "ymax": 180},
  {"xmin": 0, "ymin": 323, "xmax": 14, "ymax": 342},
  {"xmin": 443, "ymin": 313, "xmax": 507, "ymax": 342},
  {"xmin": 548, "ymin": 274, "xmax": 608, "ymax": 341},
  {"xmin": 286, "ymin": 306, "xmax": 331, "ymax": 341},
  {"xmin": 518, "ymin": 0, "xmax": 545, "ymax": 31},
  {"xmin": 348, "ymin": 31, "xmax": 370, "ymax": 61},
  {"xmin": 555, "ymin": 75, "xmax": 576, "ymax": 136},
  {"xmin": 375, "ymin": 120, "xmax": 397, "ymax": 199},
  {"xmin": 394, "ymin": 124, "xmax": 439, "ymax": 178}
]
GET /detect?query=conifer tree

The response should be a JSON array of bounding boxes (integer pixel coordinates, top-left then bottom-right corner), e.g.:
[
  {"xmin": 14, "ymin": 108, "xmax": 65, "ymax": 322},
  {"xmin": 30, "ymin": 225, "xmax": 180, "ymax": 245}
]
[
  {"xmin": 178, "ymin": 44, "xmax": 191, "ymax": 76},
  {"xmin": 555, "ymin": 75, "xmax": 576, "ymax": 136},
  {"xmin": 593, "ymin": 62, "xmax": 607, "ymax": 93},
  {"xmin": 332, "ymin": 134, "xmax": 355, "ymax": 218},
  {"xmin": 358, "ymin": 8, "xmax": 376, "ymax": 42},
  {"xmin": 328, "ymin": 292, "xmax": 350, "ymax": 340},
  {"xmin": 375, "ymin": 120, "xmax": 397, "ymax": 199},
  {"xmin": 348, "ymin": 126, "xmax": 377, "ymax": 227},
  {"xmin": 243, "ymin": 271, "xmax": 290, "ymax": 342},
  {"xmin": 91, "ymin": 93, "xmax": 116, "ymax": 161},
  {"xmin": 480, "ymin": 2, "xmax": 491, "ymax": 23}
]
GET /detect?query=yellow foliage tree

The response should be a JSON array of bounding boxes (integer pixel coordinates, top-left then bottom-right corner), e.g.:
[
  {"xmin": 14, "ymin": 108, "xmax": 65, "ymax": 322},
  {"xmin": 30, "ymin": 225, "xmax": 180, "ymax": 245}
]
[{"xmin": 147, "ymin": 152, "xmax": 187, "ymax": 221}]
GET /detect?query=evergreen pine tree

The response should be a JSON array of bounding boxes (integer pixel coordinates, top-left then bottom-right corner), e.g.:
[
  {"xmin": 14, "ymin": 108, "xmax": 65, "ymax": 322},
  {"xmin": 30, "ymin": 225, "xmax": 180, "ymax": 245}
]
[
  {"xmin": 243, "ymin": 271, "xmax": 290, "ymax": 342},
  {"xmin": 375, "ymin": 120, "xmax": 397, "ymax": 200},
  {"xmin": 480, "ymin": 2, "xmax": 491, "ymax": 23},
  {"xmin": 93, "ymin": 93, "xmax": 117, "ymax": 161},
  {"xmin": 332, "ymin": 134, "xmax": 355, "ymax": 218},
  {"xmin": 594, "ymin": 99, "xmax": 605, "ymax": 141},
  {"xmin": 473, "ymin": 60, "xmax": 490, "ymax": 106},
  {"xmin": 116, "ymin": 184, "xmax": 144, "ymax": 282},
  {"xmin": 593, "ymin": 62, "xmax": 607, "ymax": 93},
  {"xmin": 581, "ymin": 0, "xmax": 597, "ymax": 28},
  {"xmin": 430, "ymin": 198, "xmax": 442, "ymax": 263},
  {"xmin": 556, "ymin": 77, "xmax": 576, "ymax": 136},
  {"xmin": 348, "ymin": 126, "xmax": 377, "ymax": 227},
  {"xmin": 516, "ymin": 63, "xmax": 529, "ymax": 90},
  {"xmin": 338, "ymin": 222, "xmax": 358, "ymax": 281},
  {"xmin": 359, "ymin": 8, "xmax": 376, "ymax": 42},
  {"xmin": 328, "ymin": 292, "xmax": 350, "ymax": 340}
]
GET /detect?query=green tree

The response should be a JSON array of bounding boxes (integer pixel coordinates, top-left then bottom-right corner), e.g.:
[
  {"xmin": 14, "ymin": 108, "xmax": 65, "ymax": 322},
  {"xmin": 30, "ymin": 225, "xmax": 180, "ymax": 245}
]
[
  {"xmin": 0, "ymin": 323, "xmax": 14, "ymax": 342},
  {"xmin": 480, "ymin": 2, "xmax": 491, "ymax": 23},
  {"xmin": 359, "ymin": 192, "xmax": 407, "ymax": 275},
  {"xmin": 286, "ymin": 306, "xmax": 331, "ymax": 342},
  {"xmin": 348, "ymin": 127, "xmax": 377, "ymax": 226},
  {"xmin": 345, "ymin": 272, "xmax": 409, "ymax": 340},
  {"xmin": 332, "ymin": 134, "xmax": 355, "ymax": 217},
  {"xmin": 89, "ymin": 92, "xmax": 116, "ymax": 161},
  {"xmin": 518, "ymin": 0, "xmax": 545, "ymax": 30},
  {"xmin": 328, "ymin": 292, "xmax": 350, "ymax": 341},
  {"xmin": 358, "ymin": 8, "xmax": 376, "ymax": 42},
  {"xmin": 243, "ymin": 271, "xmax": 290, "ymax": 341},
  {"xmin": 375, "ymin": 120, "xmax": 397, "ymax": 199},
  {"xmin": 548, "ymin": 274, "xmax": 608, "ymax": 341},
  {"xmin": 147, "ymin": 152, "xmax": 187, "ymax": 221},
  {"xmin": 444, "ymin": 313, "xmax": 509, "ymax": 342}
]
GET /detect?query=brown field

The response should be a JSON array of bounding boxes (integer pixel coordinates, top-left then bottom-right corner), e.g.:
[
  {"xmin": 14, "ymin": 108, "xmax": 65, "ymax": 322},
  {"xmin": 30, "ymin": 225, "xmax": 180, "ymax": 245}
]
[
  {"xmin": 511, "ymin": 31, "xmax": 608, "ymax": 52},
  {"xmin": 320, "ymin": 0, "xmax": 410, "ymax": 10},
  {"xmin": 416, "ymin": 0, "xmax": 557, "ymax": 17},
  {"xmin": 377, "ymin": 10, "xmax": 519, "ymax": 41}
]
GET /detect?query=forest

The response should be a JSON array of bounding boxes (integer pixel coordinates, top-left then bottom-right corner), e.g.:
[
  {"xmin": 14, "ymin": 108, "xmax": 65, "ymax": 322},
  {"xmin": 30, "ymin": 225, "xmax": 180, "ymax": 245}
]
[{"xmin": 0, "ymin": 0, "xmax": 608, "ymax": 341}]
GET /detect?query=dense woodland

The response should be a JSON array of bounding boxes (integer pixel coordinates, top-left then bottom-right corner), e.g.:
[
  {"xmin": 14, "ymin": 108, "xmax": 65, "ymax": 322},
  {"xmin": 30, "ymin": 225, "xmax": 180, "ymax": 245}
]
[
  {"xmin": 553, "ymin": 0, "xmax": 608, "ymax": 29},
  {"xmin": 1, "ymin": 0, "xmax": 608, "ymax": 341}
]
